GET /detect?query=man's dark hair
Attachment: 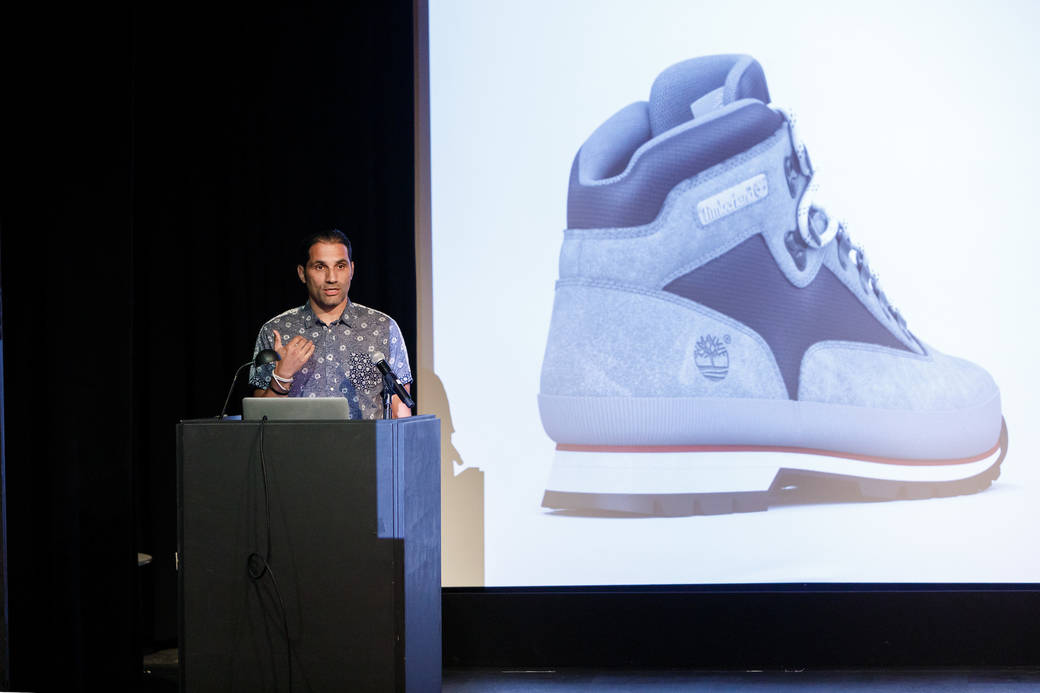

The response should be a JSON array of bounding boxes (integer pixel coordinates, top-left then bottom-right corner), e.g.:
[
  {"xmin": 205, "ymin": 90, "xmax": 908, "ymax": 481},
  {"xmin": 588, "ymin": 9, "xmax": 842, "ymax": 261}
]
[{"xmin": 299, "ymin": 229, "xmax": 353, "ymax": 266}]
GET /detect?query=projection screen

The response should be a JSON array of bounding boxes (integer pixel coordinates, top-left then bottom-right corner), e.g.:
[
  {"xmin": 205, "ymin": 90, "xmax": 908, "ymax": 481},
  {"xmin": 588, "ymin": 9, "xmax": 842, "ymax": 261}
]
[{"xmin": 418, "ymin": 0, "xmax": 1040, "ymax": 587}]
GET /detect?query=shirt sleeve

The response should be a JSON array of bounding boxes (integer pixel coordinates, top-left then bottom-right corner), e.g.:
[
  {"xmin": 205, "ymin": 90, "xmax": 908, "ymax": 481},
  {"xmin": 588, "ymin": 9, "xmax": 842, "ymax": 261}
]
[
  {"xmin": 248, "ymin": 323, "xmax": 276, "ymax": 390},
  {"xmin": 387, "ymin": 318, "xmax": 412, "ymax": 385}
]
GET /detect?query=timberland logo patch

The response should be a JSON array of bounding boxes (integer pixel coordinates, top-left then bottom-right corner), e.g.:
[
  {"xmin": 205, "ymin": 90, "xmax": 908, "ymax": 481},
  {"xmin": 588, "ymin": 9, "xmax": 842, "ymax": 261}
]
[
  {"xmin": 696, "ymin": 174, "xmax": 768, "ymax": 225},
  {"xmin": 694, "ymin": 334, "xmax": 730, "ymax": 381}
]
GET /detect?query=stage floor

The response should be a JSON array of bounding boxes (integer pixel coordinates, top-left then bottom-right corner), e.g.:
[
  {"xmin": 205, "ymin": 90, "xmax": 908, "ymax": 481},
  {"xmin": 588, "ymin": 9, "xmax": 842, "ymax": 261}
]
[
  {"xmin": 142, "ymin": 650, "xmax": 1040, "ymax": 691},
  {"xmin": 443, "ymin": 668, "xmax": 1040, "ymax": 691}
]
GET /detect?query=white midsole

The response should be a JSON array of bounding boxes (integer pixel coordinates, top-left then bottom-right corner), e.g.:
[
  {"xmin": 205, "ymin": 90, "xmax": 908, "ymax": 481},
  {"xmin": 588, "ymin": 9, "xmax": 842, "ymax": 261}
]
[
  {"xmin": 544, "ymin": 446, "xmax": 1002, "ymax": 495},
  {"xmin": 538, "ymin": 393, "xmax": 1003, "ymax": 460}
]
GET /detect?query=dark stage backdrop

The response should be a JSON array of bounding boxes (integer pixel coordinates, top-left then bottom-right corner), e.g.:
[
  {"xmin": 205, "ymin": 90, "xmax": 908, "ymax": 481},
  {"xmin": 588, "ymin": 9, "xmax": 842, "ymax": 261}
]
[
  {"xmin": 0, "ymin": 4, "xmax": 415, "ymax": 689},
  {"xmin": 132, "ymin": 4, "xmax": 416, "ymax": 652}
]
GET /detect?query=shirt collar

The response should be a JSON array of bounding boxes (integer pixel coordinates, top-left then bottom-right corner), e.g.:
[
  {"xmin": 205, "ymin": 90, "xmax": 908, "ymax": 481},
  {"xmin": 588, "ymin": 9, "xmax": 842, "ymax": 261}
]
[{"xmin": 301, "ymin": 300, "xmax": 355, "ymax": 327}]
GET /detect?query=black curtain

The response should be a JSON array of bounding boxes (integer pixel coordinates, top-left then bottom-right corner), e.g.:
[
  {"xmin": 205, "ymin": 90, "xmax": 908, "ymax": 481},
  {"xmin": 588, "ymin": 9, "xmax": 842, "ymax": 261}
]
[{"xmin": 1, "ymin": 4, "xmax": 415, "ymax": 689}]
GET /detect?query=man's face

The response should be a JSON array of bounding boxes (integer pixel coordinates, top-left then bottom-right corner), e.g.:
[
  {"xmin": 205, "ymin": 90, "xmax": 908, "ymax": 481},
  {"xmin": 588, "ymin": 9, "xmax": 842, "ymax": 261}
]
[{"xmin": 298, "ymin": 241, "xmax": 354, "ymax": 313}]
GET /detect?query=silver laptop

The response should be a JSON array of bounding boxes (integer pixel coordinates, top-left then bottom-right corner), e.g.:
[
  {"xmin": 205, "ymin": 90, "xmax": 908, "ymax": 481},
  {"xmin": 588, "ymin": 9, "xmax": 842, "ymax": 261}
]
[{"xmin": 242, "ymin": 396, "xmax": 354, "ymax": 421}]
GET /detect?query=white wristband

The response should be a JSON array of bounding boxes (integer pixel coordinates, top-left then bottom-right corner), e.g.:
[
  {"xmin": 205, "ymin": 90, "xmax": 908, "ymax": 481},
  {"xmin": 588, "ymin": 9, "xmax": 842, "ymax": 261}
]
[{"xmin": 271, "ymin": 371, "xmax": 294, "ymax": 385}]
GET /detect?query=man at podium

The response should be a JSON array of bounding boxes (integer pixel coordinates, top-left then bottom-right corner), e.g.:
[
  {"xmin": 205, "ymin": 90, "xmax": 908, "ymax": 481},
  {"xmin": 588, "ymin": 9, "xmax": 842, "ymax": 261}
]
[{"xmin": 248, "ymin": 229, "xmax": 413, "ymax": 419}]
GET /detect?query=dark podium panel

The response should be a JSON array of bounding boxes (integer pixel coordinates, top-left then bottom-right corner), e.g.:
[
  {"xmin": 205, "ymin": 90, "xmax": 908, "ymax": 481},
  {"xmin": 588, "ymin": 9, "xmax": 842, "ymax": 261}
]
[{"xmin": 177, "ymin": 415, "xmax": 440, "ymax": 692}]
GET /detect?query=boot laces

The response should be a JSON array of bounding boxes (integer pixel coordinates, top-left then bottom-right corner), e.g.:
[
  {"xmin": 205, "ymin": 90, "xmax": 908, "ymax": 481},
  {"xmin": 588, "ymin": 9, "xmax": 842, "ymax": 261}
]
[{"xmin": 772, "ymin": 107, "xmax": 909, "ymax": 333}]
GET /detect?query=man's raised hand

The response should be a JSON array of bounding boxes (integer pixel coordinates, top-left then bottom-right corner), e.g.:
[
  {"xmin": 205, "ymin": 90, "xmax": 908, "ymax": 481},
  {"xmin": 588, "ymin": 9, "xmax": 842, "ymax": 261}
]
[{"xmin": 272, "ymin": 329, "xmax": 315, "ymax": 378}]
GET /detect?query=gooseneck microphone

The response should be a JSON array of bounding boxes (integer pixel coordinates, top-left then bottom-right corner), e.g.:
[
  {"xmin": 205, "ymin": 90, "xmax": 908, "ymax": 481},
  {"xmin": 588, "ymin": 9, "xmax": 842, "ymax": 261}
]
[
  {"xmin": 371, "ymin": 351, "xmax": 415, "ymax": 409},
  {"xmin": 218, "ymin": 349, "xmax": 280, "ymax": 420}
]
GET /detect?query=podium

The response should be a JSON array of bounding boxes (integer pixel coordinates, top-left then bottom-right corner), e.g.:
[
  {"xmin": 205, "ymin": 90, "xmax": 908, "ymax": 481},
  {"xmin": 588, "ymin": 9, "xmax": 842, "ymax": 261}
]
[{"xmin": 177, "ymin": 415, "xmax": 440, "ymax": 692}]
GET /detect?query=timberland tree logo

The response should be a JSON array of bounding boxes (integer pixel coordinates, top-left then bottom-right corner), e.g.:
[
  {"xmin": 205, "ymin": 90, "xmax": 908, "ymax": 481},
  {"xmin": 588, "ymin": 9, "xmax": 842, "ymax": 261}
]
[
  {"xmin": 694, "ymin": 334, "xmax": 730, "ymax": 381},
  {"xmin": 696, "ymin": 173, "xmax": 768, "ymax": 225}
]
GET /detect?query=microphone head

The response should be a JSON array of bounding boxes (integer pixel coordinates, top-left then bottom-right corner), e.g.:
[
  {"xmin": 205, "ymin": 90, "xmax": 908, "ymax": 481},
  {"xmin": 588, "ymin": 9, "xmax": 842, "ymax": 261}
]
[
  {"xmin": 371, "ymin": 351, "xmax": 386, "ymax": 364},
  {"xmin": 255, "ymin": 349, "xmax": 280, "ymax": 366}
]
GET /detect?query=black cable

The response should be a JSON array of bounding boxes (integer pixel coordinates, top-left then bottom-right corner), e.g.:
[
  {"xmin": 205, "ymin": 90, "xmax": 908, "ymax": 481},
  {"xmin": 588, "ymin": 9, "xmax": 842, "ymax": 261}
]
[{"xmin": 247, "ymin": 415, "xmax": 293, "ymax": 691}]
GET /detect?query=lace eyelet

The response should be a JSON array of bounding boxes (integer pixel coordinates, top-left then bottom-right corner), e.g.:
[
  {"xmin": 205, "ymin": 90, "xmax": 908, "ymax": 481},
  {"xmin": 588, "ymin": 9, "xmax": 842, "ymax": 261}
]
[
  {"xmin": 784, "ymin": 230, "xmax": 808, "ymax": 271},
  {"xmin": 835, "ymin": 230, "xmax": 850, "ymax": 271},
  {"xmin": 783, "ymin": 156, "xmax": 799, "ymax": 198},
  {"xmin": 797, "ymin": 197, "xmax": 837, "ymax": 248},
  {"xmin": 775, "ymin": 107, "xmax": 813, "ymax": 177},
  {"xmin": 877, "ymin": 290, "xmax": 895, "ymax": 321},
  {"xmin": 857, "ymin": 259, "xmax": 873, "ymax": 295}
]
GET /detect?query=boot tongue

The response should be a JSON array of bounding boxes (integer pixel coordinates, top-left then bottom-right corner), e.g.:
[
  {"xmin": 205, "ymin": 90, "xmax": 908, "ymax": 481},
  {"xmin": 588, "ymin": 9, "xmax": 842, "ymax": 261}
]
[{"xmin": 648, "ymin": 55, "xmax": 771, "ymax": 137}]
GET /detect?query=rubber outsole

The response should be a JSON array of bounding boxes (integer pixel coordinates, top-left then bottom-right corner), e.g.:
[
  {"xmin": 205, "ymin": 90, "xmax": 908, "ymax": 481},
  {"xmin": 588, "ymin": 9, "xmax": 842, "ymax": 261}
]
[{"xmin": 541, "ymin": 418, "xmax": 1008, "ymax": 517}]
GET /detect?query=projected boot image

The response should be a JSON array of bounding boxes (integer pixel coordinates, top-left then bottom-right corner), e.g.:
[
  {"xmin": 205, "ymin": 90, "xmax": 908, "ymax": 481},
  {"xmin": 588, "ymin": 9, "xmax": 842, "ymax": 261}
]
[{"xmin": 537, "ymin": 55, "xmax": 1008, "ymax": 517}]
